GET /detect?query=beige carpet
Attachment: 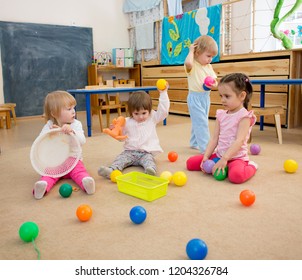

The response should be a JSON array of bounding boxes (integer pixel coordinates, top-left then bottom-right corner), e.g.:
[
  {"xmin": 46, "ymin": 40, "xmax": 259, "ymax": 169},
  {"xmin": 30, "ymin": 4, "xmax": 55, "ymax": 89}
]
[{"xmin": 0, "ymin": 114, "xmax": 302, "ymax": 260}]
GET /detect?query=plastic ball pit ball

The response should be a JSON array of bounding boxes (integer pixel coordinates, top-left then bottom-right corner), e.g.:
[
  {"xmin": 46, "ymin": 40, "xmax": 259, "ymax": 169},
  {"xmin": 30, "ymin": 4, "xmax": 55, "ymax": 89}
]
[
  {"xmin": 76, "ymin": 204, "xmax": 93, "ymax": 222},
  {"xmin": 203, "ymin": 76, "xmax": 215, "ymax": 91},
  {"xmin": 239, "ymin": 190, "xmax": 255, "ymax": 206},
  {"xmin": 283, "ymin": 159, "xmax": 298, "ymax": 173},
  {"xmin": 250, "ymin": 144, "xmax": 261, "ymax": 155},
  {"xmin": 212, "ymin": 157, "xmax": 220, "ymax": 163},
  {"xmin": 110, "ymin": 170, "xmax": 123, "ymax": 183},
  {"xmin": 156, "ymin": 79, "xmax": 167, "ymax": 91},
  {"xmin": 203, "ymin": 159, "xmax": 215, "ymax": 174},
  {"xmin": 172, "ymin": 171, "xmax": 187, "ymax": 186},
  {"xmin": 213, "ymin": 167, "xmax": 228, "ymax": 181},
  {"xmin": 59, "ymin": 183, "xmax": 73, "ymax": 198},
  {"xmin": 160, "ymin": 171, "xmax": 173, "ymax": 183},
  {"xmin": 186, "ymin": 238, "xmax": 208, "ymax": 260},
  {"xmin": 168, "ymin": 151, "xmax": 178, "ymax": 162},
  {"xmin": 129, "ymin": 206, "xmax": 147, "ymax": 224},
  {"xmin": 19, "ymin": 221, "xmax": 39, "ymax": 242}
]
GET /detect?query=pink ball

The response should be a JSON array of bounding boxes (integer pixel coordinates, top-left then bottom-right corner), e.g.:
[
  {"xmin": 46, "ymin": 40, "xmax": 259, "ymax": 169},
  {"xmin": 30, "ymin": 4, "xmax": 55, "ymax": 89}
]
[
  {"xmin": 250, "ymin": 144, "xmax": 261, "ymax": 155},
  {"xmin": 202, "ymin": 159, "xmax": 215, "ymax": 174},
  {"xmin": 204, "ymin": 76, "xmax": 215, "ymax": 87}
]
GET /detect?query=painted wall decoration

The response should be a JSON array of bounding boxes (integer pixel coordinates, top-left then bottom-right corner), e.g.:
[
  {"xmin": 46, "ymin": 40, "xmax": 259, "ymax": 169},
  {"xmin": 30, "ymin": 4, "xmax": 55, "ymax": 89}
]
[
  {"xmin": 270, "ymin": 0, "xmax": 302, "ymax": 49},
  {"xmin": 161, "ymin": 4, "xmax": 221, "ymax": 65}
]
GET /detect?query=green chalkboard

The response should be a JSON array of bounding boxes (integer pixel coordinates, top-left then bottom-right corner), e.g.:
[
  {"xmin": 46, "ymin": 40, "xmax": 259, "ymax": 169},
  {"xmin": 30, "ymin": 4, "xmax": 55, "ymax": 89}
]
[{"xmin": 0, "ymin": 21, "xmax": 93, "ymax": 117}]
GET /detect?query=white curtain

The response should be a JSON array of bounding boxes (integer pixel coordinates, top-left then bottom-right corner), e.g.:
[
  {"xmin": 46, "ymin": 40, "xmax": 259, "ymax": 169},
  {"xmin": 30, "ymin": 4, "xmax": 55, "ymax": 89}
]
[
  {"xmin": 167, "ymin": 0, "xmax": 183, "ymax": 16},
  {"xmin": 199, "ymin": 0, "xmax": 209, "ymax": 8},
  {"xmin": 123, "ymin": 0, "xmax": 162, "ymax": 13}
]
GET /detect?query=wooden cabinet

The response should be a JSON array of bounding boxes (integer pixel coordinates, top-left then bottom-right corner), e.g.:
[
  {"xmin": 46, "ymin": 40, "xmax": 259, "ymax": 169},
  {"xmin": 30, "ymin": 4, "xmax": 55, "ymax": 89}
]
[
  {"xmin": 142, "ymin": 49, "xmax": 302, "ymax": 128},
  {"xmin": 87, "ymin": 64, "xmax": 141, "ymax": 114}
]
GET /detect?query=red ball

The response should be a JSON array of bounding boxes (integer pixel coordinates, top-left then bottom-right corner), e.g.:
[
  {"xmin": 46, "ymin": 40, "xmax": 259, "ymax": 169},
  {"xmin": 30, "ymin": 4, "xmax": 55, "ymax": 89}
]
[
  {"xmin": 239, "ymin": 190, "xmax": 256, "ymax": 206},
  {"xmin": 168, "ymin": 151, "xmax": 178, "ymax": 162}
]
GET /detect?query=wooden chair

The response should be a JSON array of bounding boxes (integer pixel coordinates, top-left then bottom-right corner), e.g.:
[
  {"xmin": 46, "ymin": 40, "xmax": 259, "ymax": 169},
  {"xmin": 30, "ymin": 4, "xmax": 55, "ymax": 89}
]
[
  {"xmin": 0, "ymin": 107, "xmax": 12, "ymax": 129},
  {"xmin": 0, "ymin": 103, "xmax": 17, "ymax": 124},
  {"xmin": 251, "ymin": 106, "xmax": 284, "ymax": 144},
  {"xmin": 92, "ymin": 93, "xmax": 124, "ymax": 131}
]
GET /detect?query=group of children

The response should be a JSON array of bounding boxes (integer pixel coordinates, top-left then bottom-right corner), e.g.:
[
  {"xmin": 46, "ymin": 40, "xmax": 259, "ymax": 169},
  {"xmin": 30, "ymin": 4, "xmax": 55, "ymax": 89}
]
[{"xmin": 32, "ymin": 35, "xmax": 258, "ymax": 200}]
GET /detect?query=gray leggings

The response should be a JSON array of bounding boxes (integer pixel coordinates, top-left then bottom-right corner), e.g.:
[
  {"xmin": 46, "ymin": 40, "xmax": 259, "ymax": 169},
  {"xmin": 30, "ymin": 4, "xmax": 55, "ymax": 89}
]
[{"xmin": 110, "ymin": 150, "xmax": 156, "ymax": 172}]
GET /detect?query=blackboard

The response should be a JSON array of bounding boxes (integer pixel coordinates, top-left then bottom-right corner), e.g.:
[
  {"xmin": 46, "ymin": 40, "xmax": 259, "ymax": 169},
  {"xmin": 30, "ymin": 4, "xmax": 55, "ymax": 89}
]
[{"xmin": 0, "ymin": 21, "xmax": 93, "ymax": 117}]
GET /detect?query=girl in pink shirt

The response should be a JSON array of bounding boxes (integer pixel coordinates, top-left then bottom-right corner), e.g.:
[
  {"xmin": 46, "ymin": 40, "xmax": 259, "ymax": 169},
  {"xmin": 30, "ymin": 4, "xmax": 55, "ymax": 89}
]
[{"xmin": 186, "ymin": 73, "xmax": 257, "ymax": 184}]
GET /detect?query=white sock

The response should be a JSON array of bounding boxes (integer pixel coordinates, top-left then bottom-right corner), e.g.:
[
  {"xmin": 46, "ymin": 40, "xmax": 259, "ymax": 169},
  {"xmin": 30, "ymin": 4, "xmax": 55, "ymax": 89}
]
[
  {"xmin": 98, "ymin": 166, "xmax": 113, "ymax": 179},
  {"xmin": 248, "ymin": 160, "xmax": 259, "ymax": 170},
  {"xmin": 145, "ymin": 167, "xmax": 156, "ymax": 176},
  {"xmin": 82, "ymin": 177, "xmax": 95, "ymax": 194},
  {"xmin": 34, "ymin": 181, "xmax": 47, "ymax": 200}
]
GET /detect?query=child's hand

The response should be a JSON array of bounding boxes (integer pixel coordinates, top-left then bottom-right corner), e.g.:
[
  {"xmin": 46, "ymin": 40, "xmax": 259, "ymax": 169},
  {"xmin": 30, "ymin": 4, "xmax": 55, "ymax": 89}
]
[
  {"xmin": 189, "ymin": 43, "xmax": 197, "ymax": 53},
  {"xmin": 212, "ymin": 158, "xmax": 227, "ymax": 175},
  {"xmin": 159, "ymin": 82, "xmax": 169, "ymax": 92},
  {"xmin": 200, "ymin": 157, "xmax": 209, "ymax": 173},
  {"xmin": 61, "ymin": 124, "xmax": 74, "ymax": 134}
]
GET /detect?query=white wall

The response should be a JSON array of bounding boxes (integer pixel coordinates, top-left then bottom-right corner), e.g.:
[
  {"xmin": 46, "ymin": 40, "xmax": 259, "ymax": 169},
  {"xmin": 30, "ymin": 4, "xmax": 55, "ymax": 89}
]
[
  {"xmin": 0, "ymin": 0, "xmax": 130, "ymax": 102},
  {"xmin": 254, "ymin": 0, "xmax": 276, "ymax": 52}
]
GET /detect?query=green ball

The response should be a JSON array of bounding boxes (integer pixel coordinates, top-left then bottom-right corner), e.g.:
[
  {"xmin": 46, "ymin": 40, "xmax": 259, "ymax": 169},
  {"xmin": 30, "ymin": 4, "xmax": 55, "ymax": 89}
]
[
  {"xmin": 19, "ymin": 221, "xmax": 39, "ymax": 242},
  {"xmin": 213, "ymin": 167, "xmax": 228, "ymax": 181},
  {"xmin": 59, "ymin": 183, "xmax": 73, "ymax": 198}
]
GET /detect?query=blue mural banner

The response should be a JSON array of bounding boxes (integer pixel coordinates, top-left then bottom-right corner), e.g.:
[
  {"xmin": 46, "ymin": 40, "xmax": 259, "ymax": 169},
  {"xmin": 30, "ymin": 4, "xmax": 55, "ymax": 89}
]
[{"xmin": 161, "ymin": 4, "xmax": 222, "ymax": 65}]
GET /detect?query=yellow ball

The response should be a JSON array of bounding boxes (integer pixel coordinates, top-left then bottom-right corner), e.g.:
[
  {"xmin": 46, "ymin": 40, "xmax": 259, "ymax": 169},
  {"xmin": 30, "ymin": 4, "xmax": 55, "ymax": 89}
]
[
  {"xmin": 160, "ymin": 171, "xmax": 173, "ymax": 183},
  {"xmin": 110, "ymin": 170, "xmax": 123, "ymax": 182},
  {"xmin": 172, "ymin": 171, "xmax": 187, "ymax": 187},
  {"xmin": 283, "ymin": 159, "xmax": 298, "ymax": 173},
  {"xmin": 156, "ymin": 79, "xmax": 167, "ymax": 90}
]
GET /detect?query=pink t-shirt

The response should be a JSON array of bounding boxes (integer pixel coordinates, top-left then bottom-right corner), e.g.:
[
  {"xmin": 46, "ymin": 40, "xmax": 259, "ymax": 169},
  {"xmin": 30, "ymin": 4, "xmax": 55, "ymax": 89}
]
[{"xmin": 216, "ymin": 107, "xmax": 256, "ymax": 161}]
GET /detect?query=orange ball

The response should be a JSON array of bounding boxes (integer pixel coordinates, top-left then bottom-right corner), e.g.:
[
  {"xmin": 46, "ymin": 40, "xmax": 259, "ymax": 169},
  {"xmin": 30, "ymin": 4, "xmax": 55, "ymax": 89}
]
[
  {"xmin": 76, "ymin": 204, "xmax": 93, "ymax": 222},
  {"xmin": 239, "ymin": 190, "xmax": 255, "ymax": 207},
  {"xmin": 168, "ymin": 151, "xmax": 178, "ymax": 162}
]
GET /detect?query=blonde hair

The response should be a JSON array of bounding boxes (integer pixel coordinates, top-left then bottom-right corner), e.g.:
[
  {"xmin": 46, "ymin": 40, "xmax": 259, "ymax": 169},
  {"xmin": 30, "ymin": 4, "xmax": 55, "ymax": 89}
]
[
  {"xmin": 194, "ymin": 35, "xmax": 218, "ymax": 57},
  {"xmin": 43, "ymin": 90, "xmax": 76, "ymax": 124}
]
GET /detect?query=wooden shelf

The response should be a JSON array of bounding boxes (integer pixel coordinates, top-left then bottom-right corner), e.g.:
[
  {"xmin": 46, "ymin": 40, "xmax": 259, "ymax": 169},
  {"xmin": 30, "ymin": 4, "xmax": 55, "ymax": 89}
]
[
  {"xmin": 96, "ymin": 65, "xmax": 139, "ymax": 71},
  {"xmin": 87, "ymin": 64, "xmax": 141, "ymax": 115}
]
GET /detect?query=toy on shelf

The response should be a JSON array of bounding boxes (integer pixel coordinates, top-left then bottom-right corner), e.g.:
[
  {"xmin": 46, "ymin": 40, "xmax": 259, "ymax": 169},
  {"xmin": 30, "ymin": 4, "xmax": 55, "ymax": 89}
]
[
  {"xmin": 203, "ymin": 76, "xmax": 215, "ymax": 91},
  {"xmin": 103, "ymin": 116, "xmax": 128, "ymax": 140}
]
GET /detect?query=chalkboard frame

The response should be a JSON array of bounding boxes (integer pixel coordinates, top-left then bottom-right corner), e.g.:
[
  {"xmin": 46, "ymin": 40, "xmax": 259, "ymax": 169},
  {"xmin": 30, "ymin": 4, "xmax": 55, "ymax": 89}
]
[{"xmin": 0, "ymin": 21, "xmax": 93, "ymax": 117}]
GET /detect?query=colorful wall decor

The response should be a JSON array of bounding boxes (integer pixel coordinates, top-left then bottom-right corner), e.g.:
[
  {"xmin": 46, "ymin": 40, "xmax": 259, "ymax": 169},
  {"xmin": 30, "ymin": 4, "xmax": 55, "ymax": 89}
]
[{"xmin": 161, "ymin": 4, "xmax": 221, "ymax": 65}]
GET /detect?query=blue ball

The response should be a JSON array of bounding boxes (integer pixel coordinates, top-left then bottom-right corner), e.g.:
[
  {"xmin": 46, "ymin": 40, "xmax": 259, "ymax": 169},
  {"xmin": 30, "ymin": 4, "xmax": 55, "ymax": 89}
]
[
  {"xmin": 212, "ymin": 157, "xmax": 220, "ymax": 163},
  {"xmin": 129, "ymin": 206, "xmax": 147, "ymax": 224},
  {"xmin": 203, "ymin": 84, "xmax": 211, "ymax": 91},
  {"xmin": 186, "ymin": 238, "xmax": 208, "ymax": 260}
]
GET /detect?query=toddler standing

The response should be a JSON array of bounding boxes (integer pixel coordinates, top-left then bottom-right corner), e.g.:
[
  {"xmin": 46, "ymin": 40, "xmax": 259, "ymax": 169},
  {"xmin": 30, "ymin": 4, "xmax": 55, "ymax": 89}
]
[{"xmin": 184, "ymin": 35, "xmax": 218, "ymax": 153}]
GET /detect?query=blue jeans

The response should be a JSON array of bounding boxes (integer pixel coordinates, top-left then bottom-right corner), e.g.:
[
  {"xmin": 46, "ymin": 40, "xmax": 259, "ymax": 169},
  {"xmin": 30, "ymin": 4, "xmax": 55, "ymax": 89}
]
[{"xmin": 187, "ymin": 91, "xmax": 210, "ymax": 153}]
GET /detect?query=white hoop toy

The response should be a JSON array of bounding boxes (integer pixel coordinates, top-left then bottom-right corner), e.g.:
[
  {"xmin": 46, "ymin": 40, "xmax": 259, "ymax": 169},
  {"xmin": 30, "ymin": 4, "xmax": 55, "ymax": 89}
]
[{"xmin": 30, "ymin": 128, "xmax": 82, "ymax": 178}]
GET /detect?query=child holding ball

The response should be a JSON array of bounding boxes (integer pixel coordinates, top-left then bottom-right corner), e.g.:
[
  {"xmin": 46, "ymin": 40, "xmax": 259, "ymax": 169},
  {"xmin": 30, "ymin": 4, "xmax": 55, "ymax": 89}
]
[
  {"xmin": 98, "ymin": 85, "xmax": 170, "ymax": 178},
  {"xmin": 186, "ymin": 73, "xmax": 258, "ymax": 184}
]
